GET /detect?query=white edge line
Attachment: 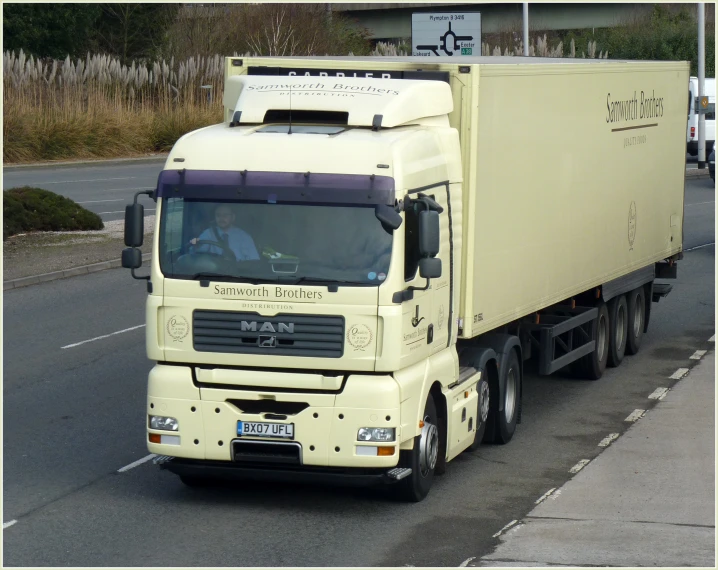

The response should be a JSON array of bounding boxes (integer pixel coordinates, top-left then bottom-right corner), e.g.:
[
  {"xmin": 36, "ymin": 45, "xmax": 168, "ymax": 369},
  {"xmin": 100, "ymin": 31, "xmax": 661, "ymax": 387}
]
[
  {"xmin": 625, "ymin": 409, "xmax": 646, "ymax": 422},
  {"xmin": 670, "ymin": 368, "xmax": 690, "ymax": 380},
  {"xmin": 492, "ymin": 519, "xmax": 518, "ymax": 538},
  {"xmin": 648, "ymin": 387, "xmax": 669, "ymax": 400},
  {"xmin": 535, "ymin": 488, "xmax": 556, "ymax": 504},
  {"xmin": 61, "ymin": 324, "xmax": 146, "ymax": 349},
  {"xmin": 118, "ymin": 454, "xmax": 157, "ymax": 473},
  {"xmin": 598, "ymin": 433, "xmax": 620, "ymax": 447},
  {"xmin": 459, "ymin": 557, "xmax": 476, "ymax": 567},
  {"xmin": 3, "ymin": 520, "xmax": 18, "ymax": 529},
  {"xmin": 690, "ymin": 350, "xmax": 708, "ymax": 360},
  {"xmin": 77, "ymin": 199, "xmax": 126, "ymax": 204},
  {"xmin": 709, "ymin": 335, "xmax": 715, "ymax": 343},
  {"xmin": 569, "ymin": 459, "xmax": 591, "ymax": 473},
  {"xmin": 683, "ymin": 242, "xmax": 715, "ymax": 252}
]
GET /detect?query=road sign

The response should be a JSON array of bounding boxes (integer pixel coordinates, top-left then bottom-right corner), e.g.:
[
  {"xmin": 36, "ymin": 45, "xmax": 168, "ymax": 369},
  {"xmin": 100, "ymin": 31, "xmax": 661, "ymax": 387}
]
[
  {"xmin": 412, "ymin": 12, "xmax": 481, "ymax": 57},
  {"xmin": 701, "ymin": 96, "xmax": 709, "ymax": 109}
]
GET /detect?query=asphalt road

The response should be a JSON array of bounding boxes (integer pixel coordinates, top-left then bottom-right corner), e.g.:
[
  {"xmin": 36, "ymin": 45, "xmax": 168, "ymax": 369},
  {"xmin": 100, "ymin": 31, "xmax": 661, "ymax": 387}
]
[
  {"xmin": 2, "ymin": 176, "xmax": 714, "ymax": 567},
  {"xmin": 2, "ymin": 161, "xmax": 165, "ymax": 223}
]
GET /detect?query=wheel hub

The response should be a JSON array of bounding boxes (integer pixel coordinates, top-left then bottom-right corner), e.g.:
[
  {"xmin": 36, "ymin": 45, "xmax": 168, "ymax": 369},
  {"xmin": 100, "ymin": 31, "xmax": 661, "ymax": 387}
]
[{"xmin": 419, "ymin": 421, "xmax": 439, "ymax": 475}]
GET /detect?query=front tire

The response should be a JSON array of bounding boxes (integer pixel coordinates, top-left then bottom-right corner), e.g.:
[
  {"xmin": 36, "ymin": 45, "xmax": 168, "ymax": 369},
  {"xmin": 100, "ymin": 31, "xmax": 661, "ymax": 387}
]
[
  {"xmin": 607, "ymin": 295, "xmax": 628, "ymax": 367},
  {"xmin": 625, "ymin": 287, "xmax": 645, "ymax": 355},
  {"xmin": 396, "ymin": 395, "xmax": 439, "ymax": 502}
]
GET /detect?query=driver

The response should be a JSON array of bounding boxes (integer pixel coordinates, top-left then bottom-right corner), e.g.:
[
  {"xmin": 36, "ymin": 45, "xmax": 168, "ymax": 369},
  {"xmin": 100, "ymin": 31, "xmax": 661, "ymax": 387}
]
[{"xmin": 191, "ymin": 204, "xmax": 259, "ymax": 261}]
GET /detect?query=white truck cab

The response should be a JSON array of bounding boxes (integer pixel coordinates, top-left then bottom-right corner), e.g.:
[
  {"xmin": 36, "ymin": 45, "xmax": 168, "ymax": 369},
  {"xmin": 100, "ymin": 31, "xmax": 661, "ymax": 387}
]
[{"xmin": 687, "ymin": 76, "xmax": 715, "ymax": 155}]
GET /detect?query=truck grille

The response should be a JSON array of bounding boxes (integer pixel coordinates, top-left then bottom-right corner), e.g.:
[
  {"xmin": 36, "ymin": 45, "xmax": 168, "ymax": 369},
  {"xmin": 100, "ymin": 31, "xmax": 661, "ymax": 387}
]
[{"xmin": 193, "ymin": 311, "xmax": 344, "ymax": 358}]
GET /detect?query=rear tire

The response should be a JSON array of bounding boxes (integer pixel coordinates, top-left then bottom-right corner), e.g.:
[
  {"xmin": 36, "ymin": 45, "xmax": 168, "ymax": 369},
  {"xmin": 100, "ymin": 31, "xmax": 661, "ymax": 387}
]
[
  {"xmin": 625, "ymin": 287, "xmax": 645, "ymax": 355},
  {"xmin": 607, "ymin": 295, "xmax": 628, "ymax": 367},
  {"xmin": 485, "ymin": 350, "xmax": 520, "ymax": 445},
  {"xmin": 396, "ymin": 394, "xmax": 439, "ymax": 502},
  {"xmin": 467, "ymin": 372, "xmax": 490, "ymax": 451},
  {"xmin": 576, "ymin": 301, "xmax": 609, "ymax": 380}
]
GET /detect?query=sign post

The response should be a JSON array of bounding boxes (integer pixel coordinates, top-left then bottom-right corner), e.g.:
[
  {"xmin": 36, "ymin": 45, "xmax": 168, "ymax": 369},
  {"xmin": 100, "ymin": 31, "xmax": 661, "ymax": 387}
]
[{"xmin": 411, "ymin": 12, "xmax": 481, "ymax": 57}]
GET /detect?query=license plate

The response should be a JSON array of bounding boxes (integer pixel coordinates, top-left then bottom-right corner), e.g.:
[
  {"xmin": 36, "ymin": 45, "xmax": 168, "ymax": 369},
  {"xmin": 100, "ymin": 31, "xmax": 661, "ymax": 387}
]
[{"xmin": 237, "ymin": 420, "xmax": 294, "ymax": 439}]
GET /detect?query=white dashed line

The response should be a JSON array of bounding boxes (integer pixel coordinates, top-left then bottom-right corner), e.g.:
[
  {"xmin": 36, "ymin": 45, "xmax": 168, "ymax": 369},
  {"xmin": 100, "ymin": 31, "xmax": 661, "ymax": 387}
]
[
  {"xmin": 625, "ymin": 409, "xmax": 646, "ymax": 422},
  {"xmin": 459, "ymin": 557, "xmax": 476, "ymax": 567},
  {"xmin": 683, "ymin": 242, "xmax": 715, "ymax": 252},
  {"xmin": 648, "ymin": 387, "xmax": 669, "ymax": 400},
  {"xmin": 709, "ymin": 335, "xmax": 715, "ymax": 343},
  {"xmin": 535, "ymin": 488, "xmax": 556, "ymax": 504},
  {"xmin": 26, "ymin": 177, "xmax": 135, "ymax": 185},
  {"xmin": 492, "ymin": 519, "xmax": 518, "ymax": 538},
  {"xmin": 670, "ymin": 368, "xmax": 689, "ymax": 380},
  {"xmin": 77, "ymin": 199, "xmax": 126, "ymax": 204},
  {"xmin": 598, "ymin": 433, "xmax": 620, "ymax": 447},
  {"xmin": 61, "ymin": 324, "xmax": 145, "ymax": 349},
  {"xmin": 3, "ymin": 520, "xmax": 18, "ymax": 529},
  {"xmin": 690, "ymin": 350, "xmax": 707, "ymax": 360},
  {"xmin": 570, "ymin": 459, "xmax": 591, "ymax": 473},
  {"xmin": 118, "ymin": 454, "xmax": 156, "ymax": 473},
  {"xmin": 98, "ymin": 208, "xmax": 155, "ymax": 215}
]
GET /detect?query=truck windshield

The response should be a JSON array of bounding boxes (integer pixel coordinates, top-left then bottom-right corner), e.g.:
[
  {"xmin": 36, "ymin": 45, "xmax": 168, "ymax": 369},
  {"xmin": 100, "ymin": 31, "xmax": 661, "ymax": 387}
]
[{"xmin": 159, "ymin": 197, "xmax": 393, "ymax": 285}]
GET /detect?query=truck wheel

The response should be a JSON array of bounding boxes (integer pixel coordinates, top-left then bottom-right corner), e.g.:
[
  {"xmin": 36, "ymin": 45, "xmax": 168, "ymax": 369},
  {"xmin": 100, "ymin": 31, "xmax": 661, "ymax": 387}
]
[
  {"xmin": 397, "ymin": 394, "xmax": 439, "ymax": 502},
  {"xmin": 607, "ymin": 295, "xmax": 628, "ymax": 367},
  {"xmin": 576, "ymin": 301, "xmax": 609, "ymax": 380},
  {"xmin": 486, "ymin": 350, "xmax": 520, "ymax": 445},
  {"xmin": 625, "ymin": 287, "xmax": 645, "ymax": 355},
  {"xmin": 467, "ymin": 372, "xmax": 490, "ymax": 451}
]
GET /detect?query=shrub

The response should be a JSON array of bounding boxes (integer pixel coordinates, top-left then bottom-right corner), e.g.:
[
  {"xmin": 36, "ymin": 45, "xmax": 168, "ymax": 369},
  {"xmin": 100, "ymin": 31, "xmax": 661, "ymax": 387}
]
[{"xmin": 3, "ymin": 186, "xmax": 104, "ymax": 240}]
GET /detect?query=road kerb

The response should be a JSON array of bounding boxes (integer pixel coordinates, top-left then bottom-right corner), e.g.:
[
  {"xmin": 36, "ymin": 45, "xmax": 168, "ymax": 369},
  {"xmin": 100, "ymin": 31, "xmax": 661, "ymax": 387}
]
[{"xmin": 4, "ymin": 253, "xmax": 152, "ymax": 290}]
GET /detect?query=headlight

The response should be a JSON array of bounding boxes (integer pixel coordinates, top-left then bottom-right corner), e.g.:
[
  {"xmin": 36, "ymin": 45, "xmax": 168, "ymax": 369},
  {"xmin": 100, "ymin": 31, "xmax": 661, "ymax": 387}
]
[
  {"xmin": 357, "ymin": 427, "xmax": 395, "ymax": 442},
  {"xmin": 149, "ymin": 415, "xmax": 179, "ymax": 431}
]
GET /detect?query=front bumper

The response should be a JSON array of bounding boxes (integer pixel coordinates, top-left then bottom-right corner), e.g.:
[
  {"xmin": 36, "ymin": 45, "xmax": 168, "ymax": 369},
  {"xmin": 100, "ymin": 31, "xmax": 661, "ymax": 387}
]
[{"xmin": 146, "ymin": 364, "xmax": 404, "ymax": 469}]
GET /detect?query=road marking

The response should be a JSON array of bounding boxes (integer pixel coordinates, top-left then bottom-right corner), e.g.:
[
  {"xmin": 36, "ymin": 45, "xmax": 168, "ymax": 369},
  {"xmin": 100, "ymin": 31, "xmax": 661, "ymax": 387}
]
[
  {"xmin": 648, "ymin": 387, "xmax": 669, "ymax": 400},
  {"xmin": 77, "ymin": 199, "xmax": 126, "ymax": 204},
  {"xmin": 3, "ymin": 520, "xmax": 17, "ymax": 529},
  {"xmin": 709, "ymin": 335, "xmax": 715, "ymax": 342},
  {"xmin": 598, "ymin": 433, "xmax": 620, "ymax": 447},
  {"xmin": 683, "ymin": 242, "xmax": 715, "ymax": 252},
  {"xmin": 535, "ymin": 488, "xmax": 556, "ymax": 504},
  {"xmin": 118, "ymin": 454, "xmax": 156, "ymax": 473},
  {"xmin": 24, "ymin": 177, "xmax": 136, "ymax": 185},
  {"xmin": 458, "ymin": 557, "xmax": 476, "ymax": 567},
  {"xmin": 670, "ymin": 368, "xmax": 689, "ymax": 380},
  {"xmin": 625, "ymin": 409, "xmax": 646, "ymax": 422},
  {"xmin": 570, "ymin": 459, "xmax": 591, "ymax": 473},
  {"xmin": 690, "ymin": 350, "xmax": 707, "ymax": 360},
  {"xmin": 492, "ymin": 519, "xmax": 518, "ymax": 538},
  {"xmin": 685, "ymin": 200, "xmax": 716, "ymax": 207},
  {"xmin": 61, "ymin": 324, "xmax": 145, "ymax": 349}
]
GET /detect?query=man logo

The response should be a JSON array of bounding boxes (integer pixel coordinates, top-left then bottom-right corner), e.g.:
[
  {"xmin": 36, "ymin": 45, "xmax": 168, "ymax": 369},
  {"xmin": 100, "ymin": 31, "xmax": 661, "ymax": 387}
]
[
  {"xmin": 241, "ymin": 321, "xmax": 294, "ymax": 334},
  {"xmin": 259, "ymin": 335, "xmax": 278, "ymax": 348}
]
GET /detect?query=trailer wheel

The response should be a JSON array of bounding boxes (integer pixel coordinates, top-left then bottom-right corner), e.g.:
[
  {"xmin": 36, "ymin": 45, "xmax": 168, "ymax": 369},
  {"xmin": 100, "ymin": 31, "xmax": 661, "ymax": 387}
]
[
  {"xmin": 576, "ymin": 301, "xmax": 609, "ymax": 380},
  {"xmin": 396, "ymin": 394, "xmax": 439, "ymax": 502},
  {"xmin": 625, "ymin": 288, "xmax": 645, "ymax": 355},
  {"xmin": 488, "ymin": 349, "xmax": 520, "ymax": 445},
  {"xmin": 607, "ymin": 295, "xmax": 628, "ymax": 367},
  {"xmin": 467, "ymin": 371, "xmax": 490, "ymax": 451}
]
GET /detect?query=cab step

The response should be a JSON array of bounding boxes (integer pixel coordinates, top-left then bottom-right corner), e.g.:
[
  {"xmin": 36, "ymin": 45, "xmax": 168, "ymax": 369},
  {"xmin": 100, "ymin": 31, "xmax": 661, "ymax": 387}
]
[{"xmin": 387, "ymin": 467, "xmax": 412, "ymax": 480}]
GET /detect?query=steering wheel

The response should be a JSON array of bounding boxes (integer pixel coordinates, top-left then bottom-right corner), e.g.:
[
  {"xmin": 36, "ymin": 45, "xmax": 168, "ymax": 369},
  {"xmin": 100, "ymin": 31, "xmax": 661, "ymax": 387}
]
[{"xmin": 191, "ymin": 239, "xmax": 236, "ymax": 262}]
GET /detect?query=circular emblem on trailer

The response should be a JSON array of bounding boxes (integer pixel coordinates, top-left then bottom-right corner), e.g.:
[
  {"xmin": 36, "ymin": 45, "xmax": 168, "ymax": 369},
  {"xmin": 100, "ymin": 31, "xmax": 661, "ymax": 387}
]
[
  {"xmin": 167, "ymin": 315, "xmax": 189, "ymax": 342},
  {"xmin": 628, "ymin": 201, "xmax": 637, "ymax": 249},
  {"xmin": 346, "ymin": 324, "xmax": 373, "ymax": 351}
]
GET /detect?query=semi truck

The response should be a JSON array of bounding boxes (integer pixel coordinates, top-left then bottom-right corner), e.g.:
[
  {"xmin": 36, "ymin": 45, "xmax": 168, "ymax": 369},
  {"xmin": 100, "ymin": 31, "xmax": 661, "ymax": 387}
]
[{"xmin": 122, "ymin": 56, "xmax": 687, "ymax": 501}]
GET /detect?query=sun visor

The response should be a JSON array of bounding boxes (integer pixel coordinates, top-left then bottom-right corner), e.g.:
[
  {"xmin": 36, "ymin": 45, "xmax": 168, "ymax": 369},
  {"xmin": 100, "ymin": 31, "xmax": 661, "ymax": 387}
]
[{"xmin": 223, "ymin": 75, "xmax": 453, "ymax": 128}]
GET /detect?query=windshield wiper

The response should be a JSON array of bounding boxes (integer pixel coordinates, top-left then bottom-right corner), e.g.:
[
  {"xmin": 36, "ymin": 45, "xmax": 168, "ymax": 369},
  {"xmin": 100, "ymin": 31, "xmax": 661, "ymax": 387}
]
[
  {"xmin": 279, "ymin": 276, "xmax": 370, "ymax": 287},
  {"xmin": 189, "ymin": 272, "xmax": 264, "ymax": 284}
]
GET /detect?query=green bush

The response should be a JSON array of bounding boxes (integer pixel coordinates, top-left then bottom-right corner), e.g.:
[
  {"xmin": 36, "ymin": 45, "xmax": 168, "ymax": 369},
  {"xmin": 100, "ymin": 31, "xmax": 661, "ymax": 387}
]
[{"xmin": 3, "ymin": 186, "xmax": 104, "ymax": 240}]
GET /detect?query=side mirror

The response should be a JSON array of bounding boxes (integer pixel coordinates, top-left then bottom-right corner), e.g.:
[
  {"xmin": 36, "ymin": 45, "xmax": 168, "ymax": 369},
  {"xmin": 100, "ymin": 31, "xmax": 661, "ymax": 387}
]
[
  {"xmin": 419, "ymin": 257, "xmax": 442, "ymax": 279},
  {"xmin": 418, "ymin": 210, "xmax": 440, "ymax": 257},
  {"xmin": 124, "ymin": 203, "xmax": 144, "ymax": 247},
  {"xmin": 122, "ymin": 247, "xmax": 142, "ymax": 270},
  {"xmin": 374, "ymin": 204, "xmax": 403, "ymax": 230}
]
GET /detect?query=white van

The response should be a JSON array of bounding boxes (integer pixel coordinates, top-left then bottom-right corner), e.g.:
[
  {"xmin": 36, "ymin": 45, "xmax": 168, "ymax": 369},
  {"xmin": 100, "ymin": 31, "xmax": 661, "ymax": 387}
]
[{"xmin": 687, "ymin": 76, "xmax": 715, "ymax": 155}]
